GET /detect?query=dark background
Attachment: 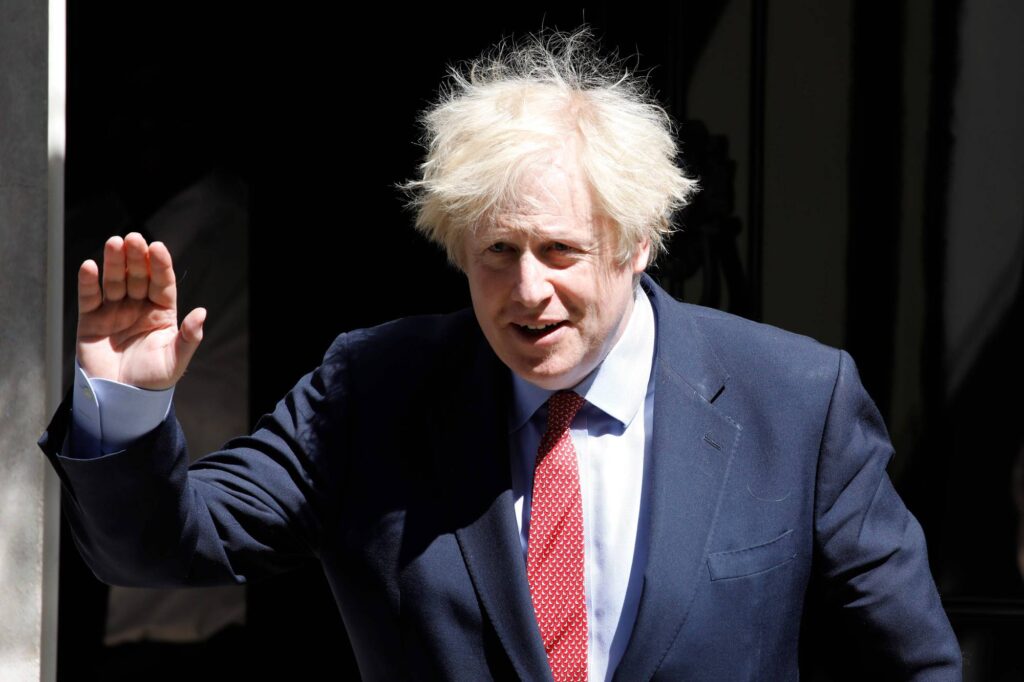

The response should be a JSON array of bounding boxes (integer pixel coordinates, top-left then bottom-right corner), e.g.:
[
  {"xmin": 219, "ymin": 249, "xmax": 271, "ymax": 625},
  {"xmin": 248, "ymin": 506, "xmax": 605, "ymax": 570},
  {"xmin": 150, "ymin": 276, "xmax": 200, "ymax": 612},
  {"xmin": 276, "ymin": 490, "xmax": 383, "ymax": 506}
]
[{"xmin": 60, "ymin": 3, "xmax": 1023, "ymax": 680}]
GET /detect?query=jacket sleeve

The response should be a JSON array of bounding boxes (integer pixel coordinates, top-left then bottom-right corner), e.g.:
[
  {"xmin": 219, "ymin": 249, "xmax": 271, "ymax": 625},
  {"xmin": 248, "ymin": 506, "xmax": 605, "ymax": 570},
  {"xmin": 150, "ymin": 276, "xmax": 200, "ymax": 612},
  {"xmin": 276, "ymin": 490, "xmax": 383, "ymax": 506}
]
[
  {"xmin": 813, "ymin": 350, "xmax": 962, "ymax": 679},
  {"xmin": 37, "ymin": 333, "xmax": 352, "ymax": 588}
]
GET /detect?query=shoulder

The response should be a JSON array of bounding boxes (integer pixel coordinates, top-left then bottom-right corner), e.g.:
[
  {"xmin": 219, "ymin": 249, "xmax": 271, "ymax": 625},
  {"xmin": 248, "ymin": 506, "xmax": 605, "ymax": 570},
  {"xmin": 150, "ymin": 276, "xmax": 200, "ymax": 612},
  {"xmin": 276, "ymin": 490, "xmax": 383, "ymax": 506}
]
[
  {"xmin": 329, "ymin": 305, "xmax": 481, "ymax": 358},
  {"xmin": 687, "ymin": 303, "xmax": 838, "ymax": 373},
  {"xmin": 644, "ymin": 278, "xmax": 845, "ymax": 399},
  {"xmin": 315, "ymin": 307, "xmax": 484, "ymax": 395},
  {"xmin": 326, "ymin": 307, "xmax": 478, "ymax": 358}
]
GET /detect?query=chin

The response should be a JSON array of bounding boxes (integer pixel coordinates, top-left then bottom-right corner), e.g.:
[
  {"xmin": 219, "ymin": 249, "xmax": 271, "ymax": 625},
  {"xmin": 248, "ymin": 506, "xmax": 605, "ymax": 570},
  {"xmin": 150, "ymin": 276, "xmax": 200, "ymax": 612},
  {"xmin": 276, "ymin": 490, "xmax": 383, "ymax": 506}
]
[
  {"xmin": 520, "ymin": 374, "xmax": 573, "ymax": 391},
  {"xmin": 513, "ymin": 361, "xmax": 585, "ymax": 391}
]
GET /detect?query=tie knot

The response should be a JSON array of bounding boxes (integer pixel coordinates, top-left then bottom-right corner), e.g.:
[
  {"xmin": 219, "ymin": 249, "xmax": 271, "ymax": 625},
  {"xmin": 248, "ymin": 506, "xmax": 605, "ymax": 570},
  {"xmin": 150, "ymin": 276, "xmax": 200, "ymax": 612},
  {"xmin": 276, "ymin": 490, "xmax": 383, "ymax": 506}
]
[{"xmin": 545, "ymin": 391, "xmax": 585, "ymax": 435}]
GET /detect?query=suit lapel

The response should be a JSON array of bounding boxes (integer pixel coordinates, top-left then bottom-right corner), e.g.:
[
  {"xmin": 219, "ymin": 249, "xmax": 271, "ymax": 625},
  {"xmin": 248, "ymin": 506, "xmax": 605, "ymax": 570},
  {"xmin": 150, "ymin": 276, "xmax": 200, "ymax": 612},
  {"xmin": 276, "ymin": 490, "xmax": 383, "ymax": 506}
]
[
  {"xmin": 428, "ymin": 324, "xmax": 553, "ymax": 682},
  {"xmin": 613, "ymin": 279, "xmax": 741, "ymax": 681}
]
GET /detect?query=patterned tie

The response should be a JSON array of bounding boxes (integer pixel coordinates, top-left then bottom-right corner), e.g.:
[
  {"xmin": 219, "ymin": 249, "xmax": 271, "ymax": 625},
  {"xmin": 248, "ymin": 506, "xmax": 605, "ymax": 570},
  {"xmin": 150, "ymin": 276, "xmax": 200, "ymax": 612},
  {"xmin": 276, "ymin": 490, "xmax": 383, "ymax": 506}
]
[{"xmin": 527, "ymin": 391, "xmax": 588, "ymax": 681}]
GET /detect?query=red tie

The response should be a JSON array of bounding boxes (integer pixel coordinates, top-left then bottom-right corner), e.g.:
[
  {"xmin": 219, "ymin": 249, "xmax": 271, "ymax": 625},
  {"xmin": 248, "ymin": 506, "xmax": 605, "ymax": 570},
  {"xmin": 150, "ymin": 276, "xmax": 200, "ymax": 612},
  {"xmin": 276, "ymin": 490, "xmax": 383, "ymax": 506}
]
[{"xmin": 527, "ymin": 391, "xmax": 588, "ymax": 681}]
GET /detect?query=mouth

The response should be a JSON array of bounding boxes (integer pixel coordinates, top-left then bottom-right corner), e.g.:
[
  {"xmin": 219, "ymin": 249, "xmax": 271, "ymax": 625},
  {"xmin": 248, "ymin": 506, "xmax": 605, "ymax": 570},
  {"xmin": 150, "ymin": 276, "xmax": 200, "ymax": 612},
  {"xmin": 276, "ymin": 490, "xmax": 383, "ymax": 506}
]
[{"xmin": 513, "ymin": 321, "xmax": 567, "ymax": 339}]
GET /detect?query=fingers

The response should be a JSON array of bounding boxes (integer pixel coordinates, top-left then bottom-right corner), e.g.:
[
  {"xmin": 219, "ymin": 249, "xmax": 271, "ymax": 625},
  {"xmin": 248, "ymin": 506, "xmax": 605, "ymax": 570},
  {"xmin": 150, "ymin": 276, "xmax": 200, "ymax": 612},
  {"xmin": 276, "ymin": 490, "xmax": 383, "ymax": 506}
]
[
  {"xmin": 148, "ymin": 241, "xmax": 177, "ymax": 308},
  {"xmin": 97, "ymin": 233, "xmax": 178, "ymax": 309},
  {"xmin": 102, "ymin": 235, "xmax": 127, "ymax": 301},
  {"xmin": 125, "ymin": 232, "xmax": 149, "ymax": 300},
  {"xmin": 174, "ymin": 307, "xmax": 207, "ymax": 373},
  {"xmin": 78, "ymin": 259, "xmax": 102, "ymax": 314},
  {"xmin": 180, "ymin": 307, "xmax": 206, "ymax": 345}
]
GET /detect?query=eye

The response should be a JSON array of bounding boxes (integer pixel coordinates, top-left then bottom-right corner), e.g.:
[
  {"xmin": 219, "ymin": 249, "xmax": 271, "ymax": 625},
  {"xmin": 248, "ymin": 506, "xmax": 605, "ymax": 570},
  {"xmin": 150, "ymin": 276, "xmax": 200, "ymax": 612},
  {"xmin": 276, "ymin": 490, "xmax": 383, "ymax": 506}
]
[
  {"xmin": 487, "ymin": 242, "xmax": 509, "ymax": 254},
  {"xmin": 547, "ymin": 242, "xmax": 580, "ymax": 256}
]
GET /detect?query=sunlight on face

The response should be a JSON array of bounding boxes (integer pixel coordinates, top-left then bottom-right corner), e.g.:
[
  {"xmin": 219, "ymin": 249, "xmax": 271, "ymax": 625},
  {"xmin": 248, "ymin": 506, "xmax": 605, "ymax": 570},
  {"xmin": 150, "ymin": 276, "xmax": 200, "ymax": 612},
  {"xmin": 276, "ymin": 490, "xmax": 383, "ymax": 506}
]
[{"xmin": 463, "ymin": 152, "xmax": 649, "ymax": 389}]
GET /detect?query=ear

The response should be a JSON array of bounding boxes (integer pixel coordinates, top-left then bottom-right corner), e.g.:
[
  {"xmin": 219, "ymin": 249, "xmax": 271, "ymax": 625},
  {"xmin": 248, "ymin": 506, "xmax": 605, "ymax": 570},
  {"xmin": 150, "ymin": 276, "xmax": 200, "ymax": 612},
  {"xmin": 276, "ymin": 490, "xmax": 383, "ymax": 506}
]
[
  {"xmin": 630, "ymin": 239, "xmax": 651, "ymax": 274},
  {"xmin": 451, "ymin": 235, "xmax": 470, "ymax": 273}
]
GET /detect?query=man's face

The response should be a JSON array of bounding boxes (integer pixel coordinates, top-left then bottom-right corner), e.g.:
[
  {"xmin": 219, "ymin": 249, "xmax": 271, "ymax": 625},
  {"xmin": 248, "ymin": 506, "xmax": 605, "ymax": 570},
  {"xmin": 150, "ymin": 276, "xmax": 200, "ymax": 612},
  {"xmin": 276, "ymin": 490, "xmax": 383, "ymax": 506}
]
[{"xmin": 463, "ymin": 154, "xmax": 649, "ymax": 390}]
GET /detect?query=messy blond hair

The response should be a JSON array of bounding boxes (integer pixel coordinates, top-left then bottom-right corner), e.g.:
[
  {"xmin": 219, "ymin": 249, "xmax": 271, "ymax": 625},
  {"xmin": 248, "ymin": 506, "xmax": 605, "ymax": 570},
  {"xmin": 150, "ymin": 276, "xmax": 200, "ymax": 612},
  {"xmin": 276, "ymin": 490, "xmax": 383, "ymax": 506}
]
[{"xmin": 402, "ymin": 27, "xmax": 698, "ymax": 268}]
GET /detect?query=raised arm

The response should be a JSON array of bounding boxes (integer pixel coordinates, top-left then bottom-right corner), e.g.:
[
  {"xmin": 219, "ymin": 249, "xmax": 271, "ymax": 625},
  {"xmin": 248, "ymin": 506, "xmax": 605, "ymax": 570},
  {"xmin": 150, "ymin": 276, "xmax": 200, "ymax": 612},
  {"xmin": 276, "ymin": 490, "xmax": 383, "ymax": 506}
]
[
  {"xmin": 77, "ymin": 232, "xmax": 206, "ymax": 388},
  {"xmin": 42, "ymin": 232, "xmax": 346, "ymax": 587}
]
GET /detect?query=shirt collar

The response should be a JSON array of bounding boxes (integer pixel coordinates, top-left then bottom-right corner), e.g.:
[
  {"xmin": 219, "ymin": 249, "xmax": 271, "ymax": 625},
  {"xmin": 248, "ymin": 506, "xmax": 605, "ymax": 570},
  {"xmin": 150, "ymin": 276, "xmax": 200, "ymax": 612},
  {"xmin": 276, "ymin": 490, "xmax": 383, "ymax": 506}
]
[{"xmin": 509, "ymin": 285, "xmax": 656, "ymax": 431}]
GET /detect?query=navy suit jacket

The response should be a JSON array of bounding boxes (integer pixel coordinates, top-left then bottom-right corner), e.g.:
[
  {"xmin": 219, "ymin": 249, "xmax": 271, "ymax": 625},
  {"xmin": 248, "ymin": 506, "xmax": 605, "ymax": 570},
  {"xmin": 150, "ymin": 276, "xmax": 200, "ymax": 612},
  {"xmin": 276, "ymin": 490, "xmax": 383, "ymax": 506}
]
[{"xmin": 40, "ymin": 277, "xmax": 961, "ymax": 680}]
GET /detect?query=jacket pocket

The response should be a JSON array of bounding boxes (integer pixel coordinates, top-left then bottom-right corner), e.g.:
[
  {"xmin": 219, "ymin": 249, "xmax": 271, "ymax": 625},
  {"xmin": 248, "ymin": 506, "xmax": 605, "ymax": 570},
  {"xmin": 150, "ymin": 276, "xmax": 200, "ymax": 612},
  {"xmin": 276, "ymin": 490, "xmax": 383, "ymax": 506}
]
[{"xmin": 707, "ymin": 529, "xmax": 796, "ymax": 581}]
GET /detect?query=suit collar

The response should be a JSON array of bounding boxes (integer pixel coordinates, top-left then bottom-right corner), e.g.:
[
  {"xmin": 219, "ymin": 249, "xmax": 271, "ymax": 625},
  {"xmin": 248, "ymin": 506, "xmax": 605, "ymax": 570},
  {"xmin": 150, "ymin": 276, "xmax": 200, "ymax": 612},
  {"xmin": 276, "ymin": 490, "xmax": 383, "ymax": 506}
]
[{"xmin": 640, "ymin": 274, "xmax": 729, "ymax": 404}]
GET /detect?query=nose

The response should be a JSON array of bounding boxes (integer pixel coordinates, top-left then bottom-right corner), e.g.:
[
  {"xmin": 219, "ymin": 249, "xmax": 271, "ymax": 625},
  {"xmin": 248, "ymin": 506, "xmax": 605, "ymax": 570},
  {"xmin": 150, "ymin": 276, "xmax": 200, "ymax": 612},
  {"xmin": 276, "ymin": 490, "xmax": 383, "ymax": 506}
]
[{"xmin": 511, "ymin": 252, "xmax": 554, "ymax": 308}]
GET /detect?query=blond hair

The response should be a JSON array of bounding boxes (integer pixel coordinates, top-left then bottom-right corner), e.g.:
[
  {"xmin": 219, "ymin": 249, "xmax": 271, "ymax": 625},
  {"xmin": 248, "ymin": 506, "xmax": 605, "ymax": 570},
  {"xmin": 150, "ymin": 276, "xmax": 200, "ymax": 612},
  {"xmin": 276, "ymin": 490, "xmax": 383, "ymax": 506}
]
[{"xmin": 402, "ymin": 27, "xmax": 698, "ymax": 268}]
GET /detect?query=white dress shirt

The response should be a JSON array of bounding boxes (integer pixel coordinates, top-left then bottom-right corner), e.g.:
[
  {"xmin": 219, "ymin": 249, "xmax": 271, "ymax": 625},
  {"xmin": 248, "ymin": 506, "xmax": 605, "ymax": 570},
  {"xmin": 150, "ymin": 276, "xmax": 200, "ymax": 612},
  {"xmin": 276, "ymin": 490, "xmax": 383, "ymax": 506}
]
[
  {"xmin": 71, "ymin": 361, "xmax": 174, "ymax": 457},
  {"xmin": 509, "ymin": 287, "xmax": 656, "ymax": 682}
]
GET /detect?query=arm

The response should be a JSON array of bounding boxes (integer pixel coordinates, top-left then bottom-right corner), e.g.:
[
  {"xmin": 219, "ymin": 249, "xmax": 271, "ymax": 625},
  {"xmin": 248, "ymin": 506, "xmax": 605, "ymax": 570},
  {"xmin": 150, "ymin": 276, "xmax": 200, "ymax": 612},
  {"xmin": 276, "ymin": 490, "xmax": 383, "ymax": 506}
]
[
  {"xmin": 40, "ymin": 335, "xmax": 347, "ymax": 588},
  {"xmin": 40, "ymin": 233, "xmax": 342, "ymax": 587},
  {"xmin": 814, "ymin": 350, "xmax": 961, "ymax": 679}
]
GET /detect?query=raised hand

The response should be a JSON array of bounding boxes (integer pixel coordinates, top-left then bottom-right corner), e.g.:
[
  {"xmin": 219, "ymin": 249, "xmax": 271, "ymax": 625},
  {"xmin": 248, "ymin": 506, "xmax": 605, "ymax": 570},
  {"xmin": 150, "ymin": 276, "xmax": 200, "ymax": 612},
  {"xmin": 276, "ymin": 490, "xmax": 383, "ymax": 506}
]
[{"xmin": 77, "ymin": 233, "xmax": 206, "ymax": 390}]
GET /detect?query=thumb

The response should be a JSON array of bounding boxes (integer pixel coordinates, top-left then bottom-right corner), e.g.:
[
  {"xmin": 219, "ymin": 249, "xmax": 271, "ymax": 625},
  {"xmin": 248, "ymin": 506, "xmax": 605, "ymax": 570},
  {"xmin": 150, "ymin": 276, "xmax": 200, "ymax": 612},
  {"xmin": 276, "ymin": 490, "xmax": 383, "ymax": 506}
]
[{"xmin": 174, "ymin": 307, "xmax": 207, "ymax": 374}]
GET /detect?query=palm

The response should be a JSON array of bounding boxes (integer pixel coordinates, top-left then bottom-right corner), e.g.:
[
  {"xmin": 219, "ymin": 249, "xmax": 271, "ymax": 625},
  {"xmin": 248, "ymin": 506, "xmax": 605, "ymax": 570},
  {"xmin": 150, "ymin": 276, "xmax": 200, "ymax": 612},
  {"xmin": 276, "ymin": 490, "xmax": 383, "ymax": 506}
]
[{"xmin": 77, "ymin": 234, "xmax": 205, "ymax": 390}]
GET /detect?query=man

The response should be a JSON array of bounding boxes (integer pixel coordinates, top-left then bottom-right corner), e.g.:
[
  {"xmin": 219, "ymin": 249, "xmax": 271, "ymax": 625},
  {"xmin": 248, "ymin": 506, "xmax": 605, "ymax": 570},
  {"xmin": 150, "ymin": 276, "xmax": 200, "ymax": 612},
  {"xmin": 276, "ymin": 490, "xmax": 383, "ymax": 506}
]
[{"xmin": 40, "ymin": 29, "xmax": 961, "ymax": 680}]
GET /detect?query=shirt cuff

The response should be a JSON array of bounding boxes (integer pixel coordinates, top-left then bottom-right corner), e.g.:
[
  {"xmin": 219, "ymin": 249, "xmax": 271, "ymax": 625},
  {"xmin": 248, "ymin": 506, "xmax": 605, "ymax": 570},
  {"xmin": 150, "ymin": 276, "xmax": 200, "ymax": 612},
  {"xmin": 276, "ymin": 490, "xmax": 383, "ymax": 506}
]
[{"xmin": 71, "ymin": 360, "xmax": 174, "ymax": 458}]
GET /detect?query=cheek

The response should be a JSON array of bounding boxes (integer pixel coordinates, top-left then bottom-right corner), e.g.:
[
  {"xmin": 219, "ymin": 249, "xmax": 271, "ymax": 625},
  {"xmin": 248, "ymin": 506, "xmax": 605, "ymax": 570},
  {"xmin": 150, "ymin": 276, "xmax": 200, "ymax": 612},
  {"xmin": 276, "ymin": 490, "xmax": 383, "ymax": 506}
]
[
  {"xmin": 587, "ymin": 276, "xmax": 632, "ymax": 328},
  {"xmin": 467, "ymin": 268, "xmax": 495, "ymax": 298},
  {"xmin": 469, "ymin": 276, "xmax": 510, "ymax": 320}
]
